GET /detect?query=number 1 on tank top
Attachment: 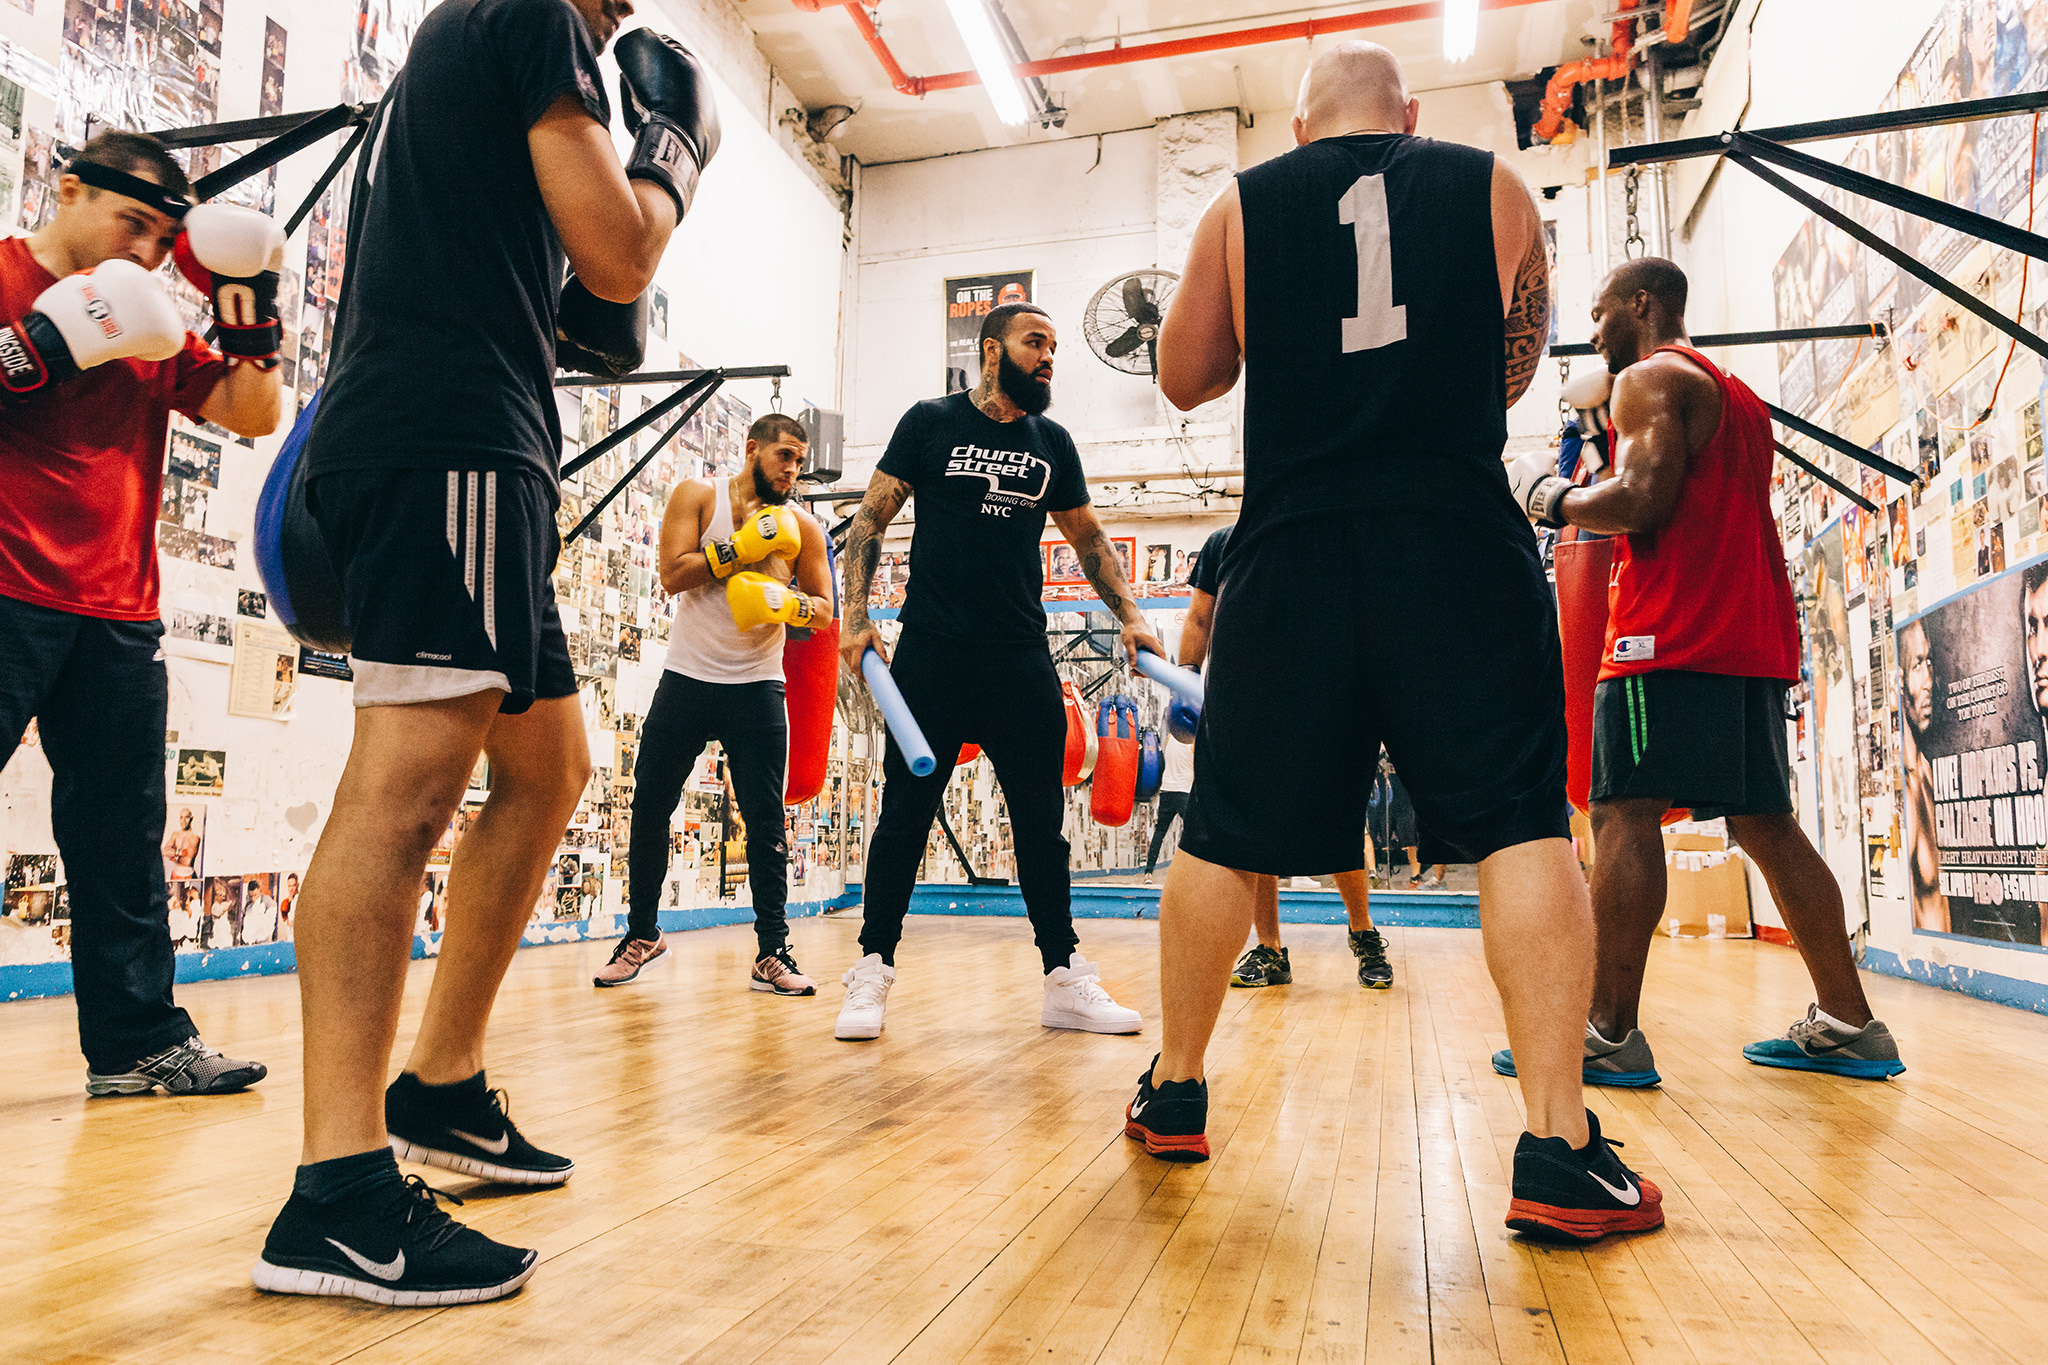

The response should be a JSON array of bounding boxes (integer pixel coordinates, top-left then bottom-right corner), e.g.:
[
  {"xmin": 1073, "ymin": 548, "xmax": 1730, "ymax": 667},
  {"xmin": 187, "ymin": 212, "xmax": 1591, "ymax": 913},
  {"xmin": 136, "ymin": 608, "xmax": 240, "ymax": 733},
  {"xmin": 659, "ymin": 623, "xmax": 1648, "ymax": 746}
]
[{"xmin": 1337, "ymin": 174, "xmax": 1406, "ymax": 353}]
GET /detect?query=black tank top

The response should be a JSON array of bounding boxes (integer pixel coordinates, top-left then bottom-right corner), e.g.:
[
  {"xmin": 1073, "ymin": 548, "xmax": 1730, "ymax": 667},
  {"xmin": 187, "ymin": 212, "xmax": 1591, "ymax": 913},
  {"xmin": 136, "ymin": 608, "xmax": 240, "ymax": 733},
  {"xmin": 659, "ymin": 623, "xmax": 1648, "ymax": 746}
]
[{"xmin": 1236, "ymin": 134, "xmax": 1511, "ymax": 546}]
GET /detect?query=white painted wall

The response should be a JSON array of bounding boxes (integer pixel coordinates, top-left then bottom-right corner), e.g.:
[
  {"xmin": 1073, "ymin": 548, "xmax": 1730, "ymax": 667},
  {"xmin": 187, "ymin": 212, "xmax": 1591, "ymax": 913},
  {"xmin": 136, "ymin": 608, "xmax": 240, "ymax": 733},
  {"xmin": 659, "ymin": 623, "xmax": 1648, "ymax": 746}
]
[{"xmin": 848, "ymin": 127, "xmax": 1165, "ymax": 450}]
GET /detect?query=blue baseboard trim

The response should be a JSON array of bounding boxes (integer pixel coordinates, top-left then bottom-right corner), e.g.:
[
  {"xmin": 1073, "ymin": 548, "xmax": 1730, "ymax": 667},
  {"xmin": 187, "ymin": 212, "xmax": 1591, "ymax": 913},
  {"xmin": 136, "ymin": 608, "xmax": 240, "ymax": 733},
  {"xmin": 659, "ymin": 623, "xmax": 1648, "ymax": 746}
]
[
  {"xmin": 835, "ymin": 881, "xmax": 1480, "ymax": 928},
  {"xmin": 1861, "ymin": 945, "xmax": 2048, "ymax": 1016},
  {"xmin": 0, "ymin": 895, "xmax": 853, "ymax": 1003}
]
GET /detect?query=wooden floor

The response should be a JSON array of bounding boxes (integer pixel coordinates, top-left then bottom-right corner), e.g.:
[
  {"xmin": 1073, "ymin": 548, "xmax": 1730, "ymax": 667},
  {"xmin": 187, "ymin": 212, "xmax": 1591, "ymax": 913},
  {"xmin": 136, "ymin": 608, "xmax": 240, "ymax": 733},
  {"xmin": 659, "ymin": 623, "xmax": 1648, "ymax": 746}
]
[{"xmin": 9, "ymin": 915, "xmax": 2048, "ymax": 1365}]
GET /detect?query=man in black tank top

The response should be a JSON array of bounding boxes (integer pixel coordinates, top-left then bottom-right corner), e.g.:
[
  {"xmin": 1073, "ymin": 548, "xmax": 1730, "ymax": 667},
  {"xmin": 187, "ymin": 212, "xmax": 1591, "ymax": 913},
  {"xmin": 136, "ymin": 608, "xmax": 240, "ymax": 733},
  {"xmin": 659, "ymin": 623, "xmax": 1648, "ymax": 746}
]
[{"xmin": 1121, "ymin": 40, "xmax": 1664, "ymax": 1246}]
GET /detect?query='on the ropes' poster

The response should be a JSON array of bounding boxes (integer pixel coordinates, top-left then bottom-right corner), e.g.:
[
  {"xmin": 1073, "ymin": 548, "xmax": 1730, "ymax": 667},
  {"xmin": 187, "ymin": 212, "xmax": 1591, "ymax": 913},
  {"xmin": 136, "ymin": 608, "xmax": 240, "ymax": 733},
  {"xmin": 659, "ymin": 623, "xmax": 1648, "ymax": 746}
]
[
  {"xmin": 1899, "ymin": 558, "xmax": 2048, "ymax": 947},
  {"xmin": 944, "ymin": 270, "xmax": 1033, "ymax": 394}
]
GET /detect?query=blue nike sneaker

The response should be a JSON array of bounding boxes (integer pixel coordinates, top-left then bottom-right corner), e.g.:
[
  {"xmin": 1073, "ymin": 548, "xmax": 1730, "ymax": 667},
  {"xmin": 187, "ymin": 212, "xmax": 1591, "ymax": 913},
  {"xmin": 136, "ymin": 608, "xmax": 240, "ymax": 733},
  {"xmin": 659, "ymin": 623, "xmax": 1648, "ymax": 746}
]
[
  {"xmin": 1743, "ymin": 1006, "xmax": 1904, "ymax": 1079},
  {"xmin": 1493, "ymin": 1022, "xmax": 1662, "ymax": 1088}
]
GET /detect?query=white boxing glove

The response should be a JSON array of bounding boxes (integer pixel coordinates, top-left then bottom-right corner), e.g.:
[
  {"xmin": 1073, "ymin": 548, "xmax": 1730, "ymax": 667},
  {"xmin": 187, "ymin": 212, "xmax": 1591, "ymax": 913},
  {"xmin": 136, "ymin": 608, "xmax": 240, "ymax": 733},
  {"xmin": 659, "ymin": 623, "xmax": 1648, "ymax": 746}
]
[
  {"xmin": 1509, "ymin": 450, "xmax": 1574, "ymax": 529},
  {"xmin": 1561, "ymin": 368, "xmax": 1613, "ymax": 410},
  {"xmin": 1563, "ymin": 367, "xmax": 1613, "ymax": 440},
  {"xmin": 0, "ymin": 259, "xmax": 185, "ymax": 402},
  {"xmin": 175, "ymin": 202, "xmax": 286, "ymax": 366}
]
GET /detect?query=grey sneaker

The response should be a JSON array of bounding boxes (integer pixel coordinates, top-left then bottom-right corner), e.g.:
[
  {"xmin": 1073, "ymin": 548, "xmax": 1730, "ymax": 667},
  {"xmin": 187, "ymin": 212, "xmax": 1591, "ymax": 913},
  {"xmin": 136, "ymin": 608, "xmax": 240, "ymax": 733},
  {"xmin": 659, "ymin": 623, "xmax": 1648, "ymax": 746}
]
[
  {"xmin": 1743, "ymin": 1006, "xmax": 1904, "ymax": 1079},
  {"xmin": 87, "ymin": 1036, "xmax": 266, "ymax": 1096},
  {"xmin": 1492, "ymin": 1022, "xmax": 1661, "ymax": 1088}
]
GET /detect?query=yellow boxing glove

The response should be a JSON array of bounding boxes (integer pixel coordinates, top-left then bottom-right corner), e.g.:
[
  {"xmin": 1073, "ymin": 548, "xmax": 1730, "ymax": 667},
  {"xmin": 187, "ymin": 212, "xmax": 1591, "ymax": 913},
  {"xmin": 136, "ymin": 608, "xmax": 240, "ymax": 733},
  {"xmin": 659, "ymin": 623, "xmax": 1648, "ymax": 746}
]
[
  {"xmin": 705, "ymin": 504, "xmax": 802, "ymax": 578},
  {"xmin": 727, "ymin": 571, "xmax": 817, "ymax": 631}
]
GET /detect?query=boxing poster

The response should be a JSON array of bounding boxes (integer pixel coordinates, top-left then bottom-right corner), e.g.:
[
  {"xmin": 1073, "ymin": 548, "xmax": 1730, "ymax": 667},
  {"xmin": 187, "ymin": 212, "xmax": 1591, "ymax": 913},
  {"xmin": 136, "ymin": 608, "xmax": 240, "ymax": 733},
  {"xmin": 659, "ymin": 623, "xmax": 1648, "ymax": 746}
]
[
  {"xmin": 944, "ymin": 270, "xmax": 1033, "ymax": 394},
  {"xmin": 1897, "ymin": 557, "xmax": 2048, "ymax": 947}
]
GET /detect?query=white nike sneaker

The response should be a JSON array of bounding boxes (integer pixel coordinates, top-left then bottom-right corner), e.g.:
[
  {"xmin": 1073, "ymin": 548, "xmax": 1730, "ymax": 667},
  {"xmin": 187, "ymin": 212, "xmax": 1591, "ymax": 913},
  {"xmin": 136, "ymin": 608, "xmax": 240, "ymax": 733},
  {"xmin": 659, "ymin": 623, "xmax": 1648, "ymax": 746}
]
[
  {"xmin": 836, "ymin": 954, "xmax": 895, "ymax": 1039},
  {"xmin": 1042, "ymin": 953, "xmax": 1142, "ymax": 1033}
]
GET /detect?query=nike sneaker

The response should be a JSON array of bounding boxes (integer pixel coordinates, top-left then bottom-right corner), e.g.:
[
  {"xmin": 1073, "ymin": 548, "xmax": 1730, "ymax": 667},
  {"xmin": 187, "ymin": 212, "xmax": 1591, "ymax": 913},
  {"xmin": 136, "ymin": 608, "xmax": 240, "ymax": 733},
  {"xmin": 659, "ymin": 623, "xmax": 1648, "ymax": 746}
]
[
  {"xmin": 1124, "ymin": 1055, "xmax": 1210, "ymax": 1162},
  {"xmin": 751, "ymin": 945, "xmax": 818, "ymax": 996},
  {"xmin": 1743, "ymin": 1005, "xmax": 1905, "ymax": 1078},
  {"xmin": 252, "ymin": 1173, "xmax": 536, "ymax": 1306},
  {"xmin": 385, "ymin": 1072, "xmax": 573, "ymax": 1185},
  {"xmin": 593, "ymin": 933, "xmax": 666, "ymax": 987},
  {"xmin": 1506, "ymin": 1108, "xmax": 1665, "ymax": 1244},
  {"xmin": 1492, "ymin": 1021, "xmax": 1662, "ymax": 1088},
  {"xmin": 1229, "ymin": 943, "xmax": 1291, "ymax": 987},
  {"xmin": 86, "ymin": 1035, "xmax": 266, "ymax": 1096},
  {"xmin": 1349, "ymin": 929, "xmax": 1393, "ymax": 989},
  {"xmin": 835, "ymin": 954, "xmax": 895, "ymax": 1039},
  {"xmin": 1042, "ymin": 953, "xmax": 1142, "ymax": 1033}
]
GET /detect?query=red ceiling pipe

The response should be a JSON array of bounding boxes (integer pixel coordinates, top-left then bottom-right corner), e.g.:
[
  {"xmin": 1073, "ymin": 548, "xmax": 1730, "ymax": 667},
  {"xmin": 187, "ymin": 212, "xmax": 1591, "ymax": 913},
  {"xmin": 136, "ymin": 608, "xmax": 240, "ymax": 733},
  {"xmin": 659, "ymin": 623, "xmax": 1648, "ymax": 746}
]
[
  {"xmin": 1529, "ymin": 0, "xmax": 1637, "ymax": 144},
  {"xmin": 796, "ymin": 0, "xmax": 1558, "ymax": 100},
  {"xmin": 791, "ymin": 0, "xmax": 929, "ymax": 97}
]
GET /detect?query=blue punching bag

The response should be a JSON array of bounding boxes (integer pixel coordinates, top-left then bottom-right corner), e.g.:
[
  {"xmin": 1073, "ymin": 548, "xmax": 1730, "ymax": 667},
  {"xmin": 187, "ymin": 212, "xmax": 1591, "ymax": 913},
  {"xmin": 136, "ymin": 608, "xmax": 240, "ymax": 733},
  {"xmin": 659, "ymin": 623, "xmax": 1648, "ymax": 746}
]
[{"xmin": 253, "ymin": 389, "xmax": 350, "ymax": 653}]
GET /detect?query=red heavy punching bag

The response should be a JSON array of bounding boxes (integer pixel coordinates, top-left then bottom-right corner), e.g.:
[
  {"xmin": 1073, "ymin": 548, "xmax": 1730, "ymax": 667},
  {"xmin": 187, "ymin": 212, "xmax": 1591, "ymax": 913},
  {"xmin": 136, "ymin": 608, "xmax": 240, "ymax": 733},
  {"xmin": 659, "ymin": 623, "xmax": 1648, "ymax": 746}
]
[
  {"xmin": 1090, "ymin": 695, "xmax": 1139, "ymax": 827},
  {"xmin": 1552, "ymin": 528, "xmax": 1611, "ymax": 815},
  {"xmin": 782, "ymin": 541, "xmax": 841, "ymax": 807},
  {"xmin": 1061, "ymin": 681, "xmax": 1097, "ymax": 786}
]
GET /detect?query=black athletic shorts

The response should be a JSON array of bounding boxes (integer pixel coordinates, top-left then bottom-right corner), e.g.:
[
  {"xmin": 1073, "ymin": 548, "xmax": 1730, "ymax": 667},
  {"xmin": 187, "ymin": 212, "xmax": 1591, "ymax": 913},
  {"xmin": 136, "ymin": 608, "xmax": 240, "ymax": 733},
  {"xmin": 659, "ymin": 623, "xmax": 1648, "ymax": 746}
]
[
  {"xmin": 306, "ymin": 468, "xmax": 574, "ymax": 714},
  {"xmin": 1589, "ymin": 670, "xmax": 1793, "ymax": 818},
  {"xmin": 1179, "ymin": 510, "xmax": 1570, "ymax": 875}
]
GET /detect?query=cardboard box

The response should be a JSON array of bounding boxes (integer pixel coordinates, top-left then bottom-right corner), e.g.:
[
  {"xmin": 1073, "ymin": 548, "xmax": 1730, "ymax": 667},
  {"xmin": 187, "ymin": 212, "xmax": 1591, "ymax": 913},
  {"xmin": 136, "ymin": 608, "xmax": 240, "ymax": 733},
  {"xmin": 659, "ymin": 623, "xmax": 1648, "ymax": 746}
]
[{"xmin": 1662, "ymin": 850, "xmax": 1752, "ymax": 937}]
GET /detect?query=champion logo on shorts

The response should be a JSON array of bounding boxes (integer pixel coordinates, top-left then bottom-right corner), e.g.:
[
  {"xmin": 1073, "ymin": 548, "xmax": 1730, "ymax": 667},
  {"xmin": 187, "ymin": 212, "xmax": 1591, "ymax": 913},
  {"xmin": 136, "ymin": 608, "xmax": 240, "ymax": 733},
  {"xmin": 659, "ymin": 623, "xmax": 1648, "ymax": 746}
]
[{"xmin": 1613, "ymin": 635, "xmax": 1656, "ymax": 663}]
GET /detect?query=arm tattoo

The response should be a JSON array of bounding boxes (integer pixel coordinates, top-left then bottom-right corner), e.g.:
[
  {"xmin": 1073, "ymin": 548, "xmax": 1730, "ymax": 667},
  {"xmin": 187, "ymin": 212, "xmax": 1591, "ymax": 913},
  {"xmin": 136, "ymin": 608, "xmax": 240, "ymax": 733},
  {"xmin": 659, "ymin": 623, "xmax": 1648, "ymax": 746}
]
[
  {"xmin": 1503, "ymin": 227, "xmax": 1551, "ymax": 408},
  {"xmin": 1074, "ymin": 523, "xmax": 1140, "ymax": 624},
  {"xmin": 841, "ymin": 473, "xmax": 910, "ymax": 625}
]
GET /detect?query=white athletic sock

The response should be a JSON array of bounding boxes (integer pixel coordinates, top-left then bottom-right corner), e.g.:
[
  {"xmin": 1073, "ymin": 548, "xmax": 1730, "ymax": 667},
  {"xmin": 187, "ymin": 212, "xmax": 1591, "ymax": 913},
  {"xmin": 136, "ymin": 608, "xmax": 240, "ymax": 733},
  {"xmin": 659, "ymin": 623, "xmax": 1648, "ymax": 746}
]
[{"xmin": 1814, "ymin": 1007, "xmax": 1865, "ymax": 1036}]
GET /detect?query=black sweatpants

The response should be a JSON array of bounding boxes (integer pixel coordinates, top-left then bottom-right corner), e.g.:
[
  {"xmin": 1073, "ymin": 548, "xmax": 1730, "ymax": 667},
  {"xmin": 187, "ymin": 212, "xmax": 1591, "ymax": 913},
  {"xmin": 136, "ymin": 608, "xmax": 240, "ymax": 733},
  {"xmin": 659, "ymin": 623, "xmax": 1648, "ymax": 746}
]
[
  {"xmin": 861, "ymin": 629, "xmax": 1077, "ymax": 975},
  {"xmin": 0, "ymin": 595, "xmax": 195, "ymax": 1072},
  {"xmin": 628, "ymin": 670, "xmax": 789, "ymax": 953},
  {"xmin": 1146, "ymin": 792, "xmax": 1189, "ymax": 874}
]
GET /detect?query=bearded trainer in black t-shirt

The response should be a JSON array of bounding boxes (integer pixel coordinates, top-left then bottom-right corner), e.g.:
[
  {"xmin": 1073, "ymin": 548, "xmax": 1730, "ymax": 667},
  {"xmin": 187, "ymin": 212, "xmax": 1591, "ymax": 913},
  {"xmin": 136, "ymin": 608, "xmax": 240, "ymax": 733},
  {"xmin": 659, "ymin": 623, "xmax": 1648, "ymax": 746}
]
[
  {"xmin": 256, "ymin": 0, "xmax": 720, "ymax": 1309},
  {"xmin": 835, "ymin": 302, "xmax": 1164, "ymax": 1041}
]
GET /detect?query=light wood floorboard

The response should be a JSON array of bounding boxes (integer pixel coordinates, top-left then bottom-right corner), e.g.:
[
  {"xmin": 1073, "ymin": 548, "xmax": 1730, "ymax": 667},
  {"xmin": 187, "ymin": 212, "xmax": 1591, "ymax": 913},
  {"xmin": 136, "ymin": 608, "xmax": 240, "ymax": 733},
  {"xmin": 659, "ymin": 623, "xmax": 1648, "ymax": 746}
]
[{"xmin": 6, "ymin": 916, "xmax": 2048, "ymax": 1364}]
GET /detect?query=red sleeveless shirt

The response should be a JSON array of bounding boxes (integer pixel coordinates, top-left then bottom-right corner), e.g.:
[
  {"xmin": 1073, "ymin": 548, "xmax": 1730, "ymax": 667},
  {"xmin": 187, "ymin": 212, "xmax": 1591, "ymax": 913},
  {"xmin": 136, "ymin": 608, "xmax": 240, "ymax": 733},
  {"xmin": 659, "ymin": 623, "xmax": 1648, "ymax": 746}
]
[{"xmin": 1599, "ymin": 344, "xmax": 1799, "ymax": 683}]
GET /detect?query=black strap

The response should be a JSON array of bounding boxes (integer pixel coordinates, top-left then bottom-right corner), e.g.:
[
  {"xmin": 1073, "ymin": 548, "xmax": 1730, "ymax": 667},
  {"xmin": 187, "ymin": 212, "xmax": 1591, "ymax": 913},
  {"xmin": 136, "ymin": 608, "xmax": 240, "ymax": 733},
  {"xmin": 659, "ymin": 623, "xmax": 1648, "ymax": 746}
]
[{"xmin": 66, "ymin": 159, "xmax": 194, "ymax": 219}]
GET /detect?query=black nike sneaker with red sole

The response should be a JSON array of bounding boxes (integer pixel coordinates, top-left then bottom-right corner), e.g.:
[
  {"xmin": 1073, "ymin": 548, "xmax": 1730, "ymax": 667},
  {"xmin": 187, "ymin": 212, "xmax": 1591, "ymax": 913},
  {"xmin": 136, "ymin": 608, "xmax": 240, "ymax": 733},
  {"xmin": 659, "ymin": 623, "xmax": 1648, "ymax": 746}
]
[
  {"xmin": 1506, "ymin": 1108, "xmax": 1665, "ymax": 1243},
  {"xmin": 1124, "ymin": 1055, "xmax": 1211, "ymax": 1162}
]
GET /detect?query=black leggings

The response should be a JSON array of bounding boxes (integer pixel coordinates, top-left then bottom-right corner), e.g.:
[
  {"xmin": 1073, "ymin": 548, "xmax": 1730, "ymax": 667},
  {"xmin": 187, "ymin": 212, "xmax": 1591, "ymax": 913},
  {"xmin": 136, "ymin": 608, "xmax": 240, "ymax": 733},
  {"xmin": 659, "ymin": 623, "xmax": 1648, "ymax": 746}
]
[
  {"xmin": 628, "ymin": 671, "xmax": 788, "ymax": 952},
  {"xmin": 1146, "ymin": 792, "xmax": 1189, "ymax": 874},
  {"xmin": 861, "ymin": 629, "xmax": 1077, "ymax": 974}
]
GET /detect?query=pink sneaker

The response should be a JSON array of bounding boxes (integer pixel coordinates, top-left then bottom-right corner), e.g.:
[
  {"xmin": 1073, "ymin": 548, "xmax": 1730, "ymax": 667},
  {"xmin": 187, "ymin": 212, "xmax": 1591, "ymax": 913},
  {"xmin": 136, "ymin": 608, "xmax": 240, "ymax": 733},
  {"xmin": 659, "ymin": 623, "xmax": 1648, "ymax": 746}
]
[
  {"xmin": 751, "ymin": 946, "xmax": 817, "ymax": 996},
  {"xmin": 594, "ymin": 934, "xmax": 667, "ymax": 987}
]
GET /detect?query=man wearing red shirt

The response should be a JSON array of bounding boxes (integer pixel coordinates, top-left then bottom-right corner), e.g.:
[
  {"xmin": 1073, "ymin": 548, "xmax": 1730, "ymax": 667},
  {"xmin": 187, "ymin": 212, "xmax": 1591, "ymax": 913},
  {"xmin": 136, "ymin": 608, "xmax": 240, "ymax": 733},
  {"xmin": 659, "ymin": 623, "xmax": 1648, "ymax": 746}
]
[
  {"xmin": 1507, "ymin": 257, "xmax": 1903, "ymax": 1084},
  {"xmin": 0, "ymin": 131, "xmax": 280, "ymax": 1094}
]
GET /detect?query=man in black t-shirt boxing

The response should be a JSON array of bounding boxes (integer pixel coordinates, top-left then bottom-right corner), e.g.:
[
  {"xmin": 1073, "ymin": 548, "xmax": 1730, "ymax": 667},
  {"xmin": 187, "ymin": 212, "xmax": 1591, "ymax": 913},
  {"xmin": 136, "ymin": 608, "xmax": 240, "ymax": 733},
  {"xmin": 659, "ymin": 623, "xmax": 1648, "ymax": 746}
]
[
  {"xmin": 254, "ymin": 0, "xmax": 717, "ymax": 1307},
  {"xmin": 836, "ymin": 302, "xmax": 1160, "ymax": 1041}
]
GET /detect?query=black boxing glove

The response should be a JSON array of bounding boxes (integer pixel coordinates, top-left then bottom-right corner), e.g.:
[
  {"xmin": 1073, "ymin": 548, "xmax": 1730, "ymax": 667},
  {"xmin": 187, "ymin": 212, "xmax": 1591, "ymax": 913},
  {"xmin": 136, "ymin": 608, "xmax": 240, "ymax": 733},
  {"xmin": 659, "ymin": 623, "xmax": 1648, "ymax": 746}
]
[
  {"xmin": 556, "ymin": 274, "xmax": 647, "ymax": 379},
  {"xmin": 615, "ymin": 28, "xmax": 722, "ymax": 219}
]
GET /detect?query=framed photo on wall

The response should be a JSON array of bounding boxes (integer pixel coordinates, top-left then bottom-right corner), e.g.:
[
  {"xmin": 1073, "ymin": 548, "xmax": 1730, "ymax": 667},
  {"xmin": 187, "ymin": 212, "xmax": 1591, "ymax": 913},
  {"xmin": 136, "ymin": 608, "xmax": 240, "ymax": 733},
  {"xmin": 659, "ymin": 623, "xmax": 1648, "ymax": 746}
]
[{"xmin": 1042, "ymin": 538, "xmax": 1136, "ymax": 589}]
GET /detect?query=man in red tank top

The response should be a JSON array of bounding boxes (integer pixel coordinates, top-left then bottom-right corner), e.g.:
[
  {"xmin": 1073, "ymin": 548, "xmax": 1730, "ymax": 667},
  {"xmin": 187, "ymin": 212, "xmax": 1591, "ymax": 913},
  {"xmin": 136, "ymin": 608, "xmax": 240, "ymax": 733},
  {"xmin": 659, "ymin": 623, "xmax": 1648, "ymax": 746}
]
[{"xmin": 1508, "ymin": 258, "xmax": 1904, "ymax": 1083}]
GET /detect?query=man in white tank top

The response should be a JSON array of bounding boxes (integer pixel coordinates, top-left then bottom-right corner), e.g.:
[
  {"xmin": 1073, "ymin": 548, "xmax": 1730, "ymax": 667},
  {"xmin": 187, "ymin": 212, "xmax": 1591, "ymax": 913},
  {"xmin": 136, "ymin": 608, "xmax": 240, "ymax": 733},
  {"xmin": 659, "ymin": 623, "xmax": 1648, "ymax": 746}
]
[{"xmin": 594, "ymin": 413, "xmax": 835, "ymax": 994}]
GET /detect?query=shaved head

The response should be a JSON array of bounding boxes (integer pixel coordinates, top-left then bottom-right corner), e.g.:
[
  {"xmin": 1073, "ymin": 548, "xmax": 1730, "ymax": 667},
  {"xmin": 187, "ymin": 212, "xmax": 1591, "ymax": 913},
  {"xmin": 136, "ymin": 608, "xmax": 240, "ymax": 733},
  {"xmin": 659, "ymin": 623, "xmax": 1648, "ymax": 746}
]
[{"xmin": 1293, "ymin": 41, "xmax": 1416, "ymax": 144}]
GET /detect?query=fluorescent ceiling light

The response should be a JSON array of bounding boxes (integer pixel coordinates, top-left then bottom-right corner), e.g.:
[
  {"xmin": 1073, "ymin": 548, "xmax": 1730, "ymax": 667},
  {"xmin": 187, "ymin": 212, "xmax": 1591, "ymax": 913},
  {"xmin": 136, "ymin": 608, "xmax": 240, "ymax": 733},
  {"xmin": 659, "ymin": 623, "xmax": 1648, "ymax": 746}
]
[
  {"xmin": 1443, "ymin": 0, "xmax": 1479, "ymax": 62},
  {"xmin": 942, "ymin": 0, "xmax": 1030, "ymax": 125}
]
